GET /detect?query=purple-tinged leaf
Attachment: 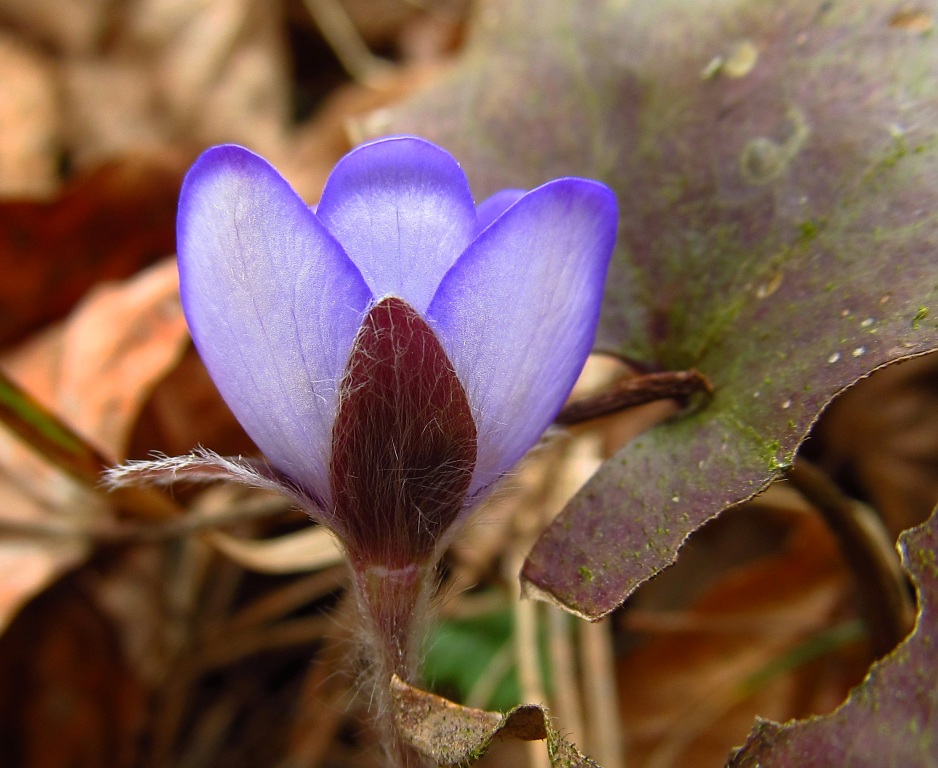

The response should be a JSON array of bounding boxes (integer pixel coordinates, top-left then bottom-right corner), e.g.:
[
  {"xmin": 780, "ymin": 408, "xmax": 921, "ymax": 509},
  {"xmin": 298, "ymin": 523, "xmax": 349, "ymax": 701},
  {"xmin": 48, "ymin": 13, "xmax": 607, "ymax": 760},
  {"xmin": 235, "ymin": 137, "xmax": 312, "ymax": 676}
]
[
  {"xmin": 380, "ymin": 0, "xmax": 938, "ymax": 617},
  {"xmin": 728, "ymin": 504, "xmax": 938, "ymax": 766}
]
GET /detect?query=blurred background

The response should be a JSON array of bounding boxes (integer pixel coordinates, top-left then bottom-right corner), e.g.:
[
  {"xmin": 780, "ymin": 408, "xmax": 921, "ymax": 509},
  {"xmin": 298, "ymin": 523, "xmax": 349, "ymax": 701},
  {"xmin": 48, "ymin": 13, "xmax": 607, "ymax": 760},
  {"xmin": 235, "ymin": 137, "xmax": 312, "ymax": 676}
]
[{"xmin": 0, "ymin": 1, "xmax": 935, "ymax": 767}]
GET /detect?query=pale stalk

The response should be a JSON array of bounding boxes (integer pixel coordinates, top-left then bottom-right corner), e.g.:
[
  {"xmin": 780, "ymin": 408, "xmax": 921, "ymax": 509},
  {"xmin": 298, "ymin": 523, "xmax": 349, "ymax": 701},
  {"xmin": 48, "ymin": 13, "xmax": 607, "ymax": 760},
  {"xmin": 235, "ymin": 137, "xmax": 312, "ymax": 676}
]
[{"xmin": 351, "ymin": 561, "xmax": 436, "ymax": 768}]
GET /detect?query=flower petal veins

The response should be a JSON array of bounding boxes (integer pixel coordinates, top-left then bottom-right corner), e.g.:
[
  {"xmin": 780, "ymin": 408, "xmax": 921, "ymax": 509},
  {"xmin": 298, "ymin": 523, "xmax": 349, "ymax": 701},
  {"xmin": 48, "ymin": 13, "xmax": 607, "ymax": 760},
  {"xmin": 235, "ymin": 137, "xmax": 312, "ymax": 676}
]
[
  {"xmin": 177, "ymin": 145, "xmax": 371, "ymax": 504},
  {"xmin": 428, "ymin": 177, "xmax": 618, "ymax": 497},
  {"xmin": 168, "ymin": 136, "xmax": 617, "ymax": 552},
  {"xmin": 316, "ymin": 136, "xmax": 479, "ymax": 314}
]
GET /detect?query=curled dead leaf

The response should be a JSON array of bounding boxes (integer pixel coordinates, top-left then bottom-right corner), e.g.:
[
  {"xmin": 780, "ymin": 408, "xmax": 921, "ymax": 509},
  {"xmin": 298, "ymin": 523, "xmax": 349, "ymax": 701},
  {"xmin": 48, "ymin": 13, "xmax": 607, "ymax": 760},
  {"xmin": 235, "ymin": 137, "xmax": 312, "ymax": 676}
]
[
  {"xmin": 729, "ymin": 502, "xmax": 938, "ymax": 766},
  {"xmin": 0, "ymin": 260, "xmax": 190, "ymax": 631},
  {"xmin": 392, "ymin": 676, "xmax": 601, "ymax": 767},
  {"xmin": 0, "ymin": 156, "xmax": 183, "ymax": 347}
]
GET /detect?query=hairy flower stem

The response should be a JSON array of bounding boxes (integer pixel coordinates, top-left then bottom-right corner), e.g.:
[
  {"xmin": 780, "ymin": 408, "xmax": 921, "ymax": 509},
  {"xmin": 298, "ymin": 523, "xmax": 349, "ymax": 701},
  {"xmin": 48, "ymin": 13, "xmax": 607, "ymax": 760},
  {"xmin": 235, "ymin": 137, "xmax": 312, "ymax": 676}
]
[{"xmin": 351, "ymin": 561, "xmax": 436, "ymax": 768}]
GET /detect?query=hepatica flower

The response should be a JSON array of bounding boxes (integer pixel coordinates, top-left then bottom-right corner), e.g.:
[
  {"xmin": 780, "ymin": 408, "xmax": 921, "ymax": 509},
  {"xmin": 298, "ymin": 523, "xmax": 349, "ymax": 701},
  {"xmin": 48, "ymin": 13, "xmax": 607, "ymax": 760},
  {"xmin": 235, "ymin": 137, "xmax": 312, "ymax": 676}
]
[
  {"xmin": 108, "ymin": 136, "xmax": 615, "ymax": 758},
  {"xmin": 122, "ymin": 135, "xmax": 616, "ymax": 570},
  {"xmin": 115, "ymin": 134, "xmax": 613, "ymax": 615}
]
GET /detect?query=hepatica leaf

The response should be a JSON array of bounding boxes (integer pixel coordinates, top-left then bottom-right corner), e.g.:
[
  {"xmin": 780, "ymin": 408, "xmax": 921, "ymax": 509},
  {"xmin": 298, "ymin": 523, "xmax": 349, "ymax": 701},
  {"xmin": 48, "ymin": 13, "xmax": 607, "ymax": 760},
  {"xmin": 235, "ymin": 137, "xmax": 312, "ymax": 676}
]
[
  {"xmin": 382, "ymin": 0, "xmax": 938, "ymax": 617},
  {"xmin": 728, "ymin": 504, "xmax": 938, "ymax": 766}
]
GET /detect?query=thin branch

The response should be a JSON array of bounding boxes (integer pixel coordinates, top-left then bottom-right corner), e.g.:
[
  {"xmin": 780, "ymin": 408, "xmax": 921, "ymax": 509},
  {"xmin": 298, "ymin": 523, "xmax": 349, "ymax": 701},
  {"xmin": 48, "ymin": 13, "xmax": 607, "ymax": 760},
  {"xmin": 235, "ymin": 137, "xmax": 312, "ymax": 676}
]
[
  {"xmin": 0, "ymin": 368, "xmax": 111, "ymax": 484},
  {"xmin": 194, "ymin": 615, "xmax": 335, "ymax": 671},
  {"xmin": 0, "ymin": 496, "xmax": 293, "ymax": 542},
  {"xmin": 579, "ymin": 618, "xmax": 626, "ymax": 768},
  {"xmin": 302, "ymin": 0, "xmax": 394, "ymax": 86},
  {"xmin": 509, "ymin": 551, "xmax": 550, "ymax": 768},
  {"xmin": 0, "ymin": 368, "xmax": 183, "ymax": 521},
  {"xmin": 220, "ymin": 565, "xmax": 347, "ymax": 633},
  {"xmin": 786, "ymin": 457, "xmax": 915, "ymax": 657},
  {"xmin": 546, "ymin": 607, "xmax": 585, "ymax": 747},
  {"xmin": 556, "ymin": 369, "xmax": 712, "ymax": 425}
]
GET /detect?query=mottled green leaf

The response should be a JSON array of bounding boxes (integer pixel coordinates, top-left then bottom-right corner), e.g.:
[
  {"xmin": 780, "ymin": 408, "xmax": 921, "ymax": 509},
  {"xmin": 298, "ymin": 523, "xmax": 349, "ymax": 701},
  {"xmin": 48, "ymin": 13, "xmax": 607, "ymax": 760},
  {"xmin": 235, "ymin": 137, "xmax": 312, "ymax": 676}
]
[{"xmin": 380, "ymin": 0, "xmax": 938, "ymax": 618}]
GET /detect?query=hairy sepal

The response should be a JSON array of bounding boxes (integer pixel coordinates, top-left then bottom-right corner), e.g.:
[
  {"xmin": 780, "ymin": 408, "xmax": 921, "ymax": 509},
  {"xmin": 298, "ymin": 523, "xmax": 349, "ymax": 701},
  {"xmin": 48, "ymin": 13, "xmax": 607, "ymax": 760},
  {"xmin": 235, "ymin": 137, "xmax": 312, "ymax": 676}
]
[{"xmin": 331, "ymin": 297, "xmax": 477, "ymax": 569}]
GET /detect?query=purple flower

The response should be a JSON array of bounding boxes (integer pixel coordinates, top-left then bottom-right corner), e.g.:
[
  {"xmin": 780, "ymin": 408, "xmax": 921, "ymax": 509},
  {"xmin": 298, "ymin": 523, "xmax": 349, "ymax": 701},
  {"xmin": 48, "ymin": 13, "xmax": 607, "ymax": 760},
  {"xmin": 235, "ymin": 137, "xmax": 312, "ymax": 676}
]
[{"xmin": 114, "ymin": 136, "xmax": 617, "ymax": 568}]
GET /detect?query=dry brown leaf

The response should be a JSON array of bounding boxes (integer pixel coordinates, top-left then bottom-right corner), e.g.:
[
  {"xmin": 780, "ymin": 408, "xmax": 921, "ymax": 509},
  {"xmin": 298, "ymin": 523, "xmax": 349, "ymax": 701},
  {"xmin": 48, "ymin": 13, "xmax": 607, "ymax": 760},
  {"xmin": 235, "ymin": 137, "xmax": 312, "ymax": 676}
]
[
  {"xmin": 274, "ymin": 59, "xmax": 446, "ymax": 202},
  {"xmin": 395, "ymin": 2, "xmax": 470, "ymax": 63},
  {"xmin": 59, "ymin": 59, "xmax": 171, "ymax": 169},
  {"xmin": 810, "ymin": 352, "xmax": 938, "ymax": 536},
  {"xmin": 35, "ymin": 0, "xmax": 293, "ymax": 170},
  {"xmin": 0, "ymin": 0, "xmax": 111, "ymax": 53},
  {"xmin": 129, "ymin": 346, "xmax": 255, "ymax": 459},
  {"xmin": 333, "ymin": 0, "xmax": 430, "ymax": 45},
  {"xmin": 392, "ymin": 676, "xmax": 600, "ymax": 767},
  {"xmin": 294, "ymin": 0, "xmax": 468, "ymax": 53},
  {"xmin": 0, "ymin": 154, "xmax": 184, "ymax": 347},
  {"xmin": 88, "ymin": 545, "xmax": 182, "ymax": 686},
  {"xmin": 617, "ymin": 504, "xmax": 868, "ymax": 768},
  {"xmin": 0, "ymin": 32, "xmax": 59, "ymax": 197},
  {"xmin": 0, "ymin": 260, "xmax": 189, "ymax": 631},
  {"xmin": 56, "ymin": 260, "xmax": 188, "ymax": 457},
  {"xmin": 0, "ymin": 578, "xmax": 145, "ymax": 768},
  {"xmin": 0, "ymin": 583, "xmax": 144, "ymax": 768},
  {"xmin": 280, "ymin": 628, "xmax": 361, "ymax": 767},
  {"xmin": 3, "ymin": 258, "xmax": 188, "ymax": 457},
  {"xmin": 133, "ymin": 0, "xmax": 291, "ymax": 157}
]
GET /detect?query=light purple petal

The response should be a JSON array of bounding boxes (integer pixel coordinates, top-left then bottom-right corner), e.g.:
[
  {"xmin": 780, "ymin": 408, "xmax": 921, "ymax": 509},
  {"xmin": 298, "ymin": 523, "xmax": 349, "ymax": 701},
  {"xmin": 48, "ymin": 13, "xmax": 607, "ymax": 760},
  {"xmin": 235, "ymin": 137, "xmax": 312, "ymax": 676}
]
[
  {"xmin": 316, "ymin": 136, "xmax": 479, "ymax": 313},
  {"xmin": 476, "ymin": 188, "xmax": 526, "ymax": 230},
  {"xmin": 428, "ymin": 179, "xmax": 617, "ymax": 496},
  {"xmin": 177, "ymin": 145, "xmax": 371, "ymax": 502}
]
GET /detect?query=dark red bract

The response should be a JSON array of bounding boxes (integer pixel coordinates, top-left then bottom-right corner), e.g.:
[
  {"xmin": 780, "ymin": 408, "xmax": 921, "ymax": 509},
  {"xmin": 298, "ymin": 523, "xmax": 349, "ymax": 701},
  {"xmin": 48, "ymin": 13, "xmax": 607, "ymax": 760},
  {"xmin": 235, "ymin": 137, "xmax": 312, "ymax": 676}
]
[{"xmin": 330, "ymin": 297, "xmax": 477, "ymax": 567}]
